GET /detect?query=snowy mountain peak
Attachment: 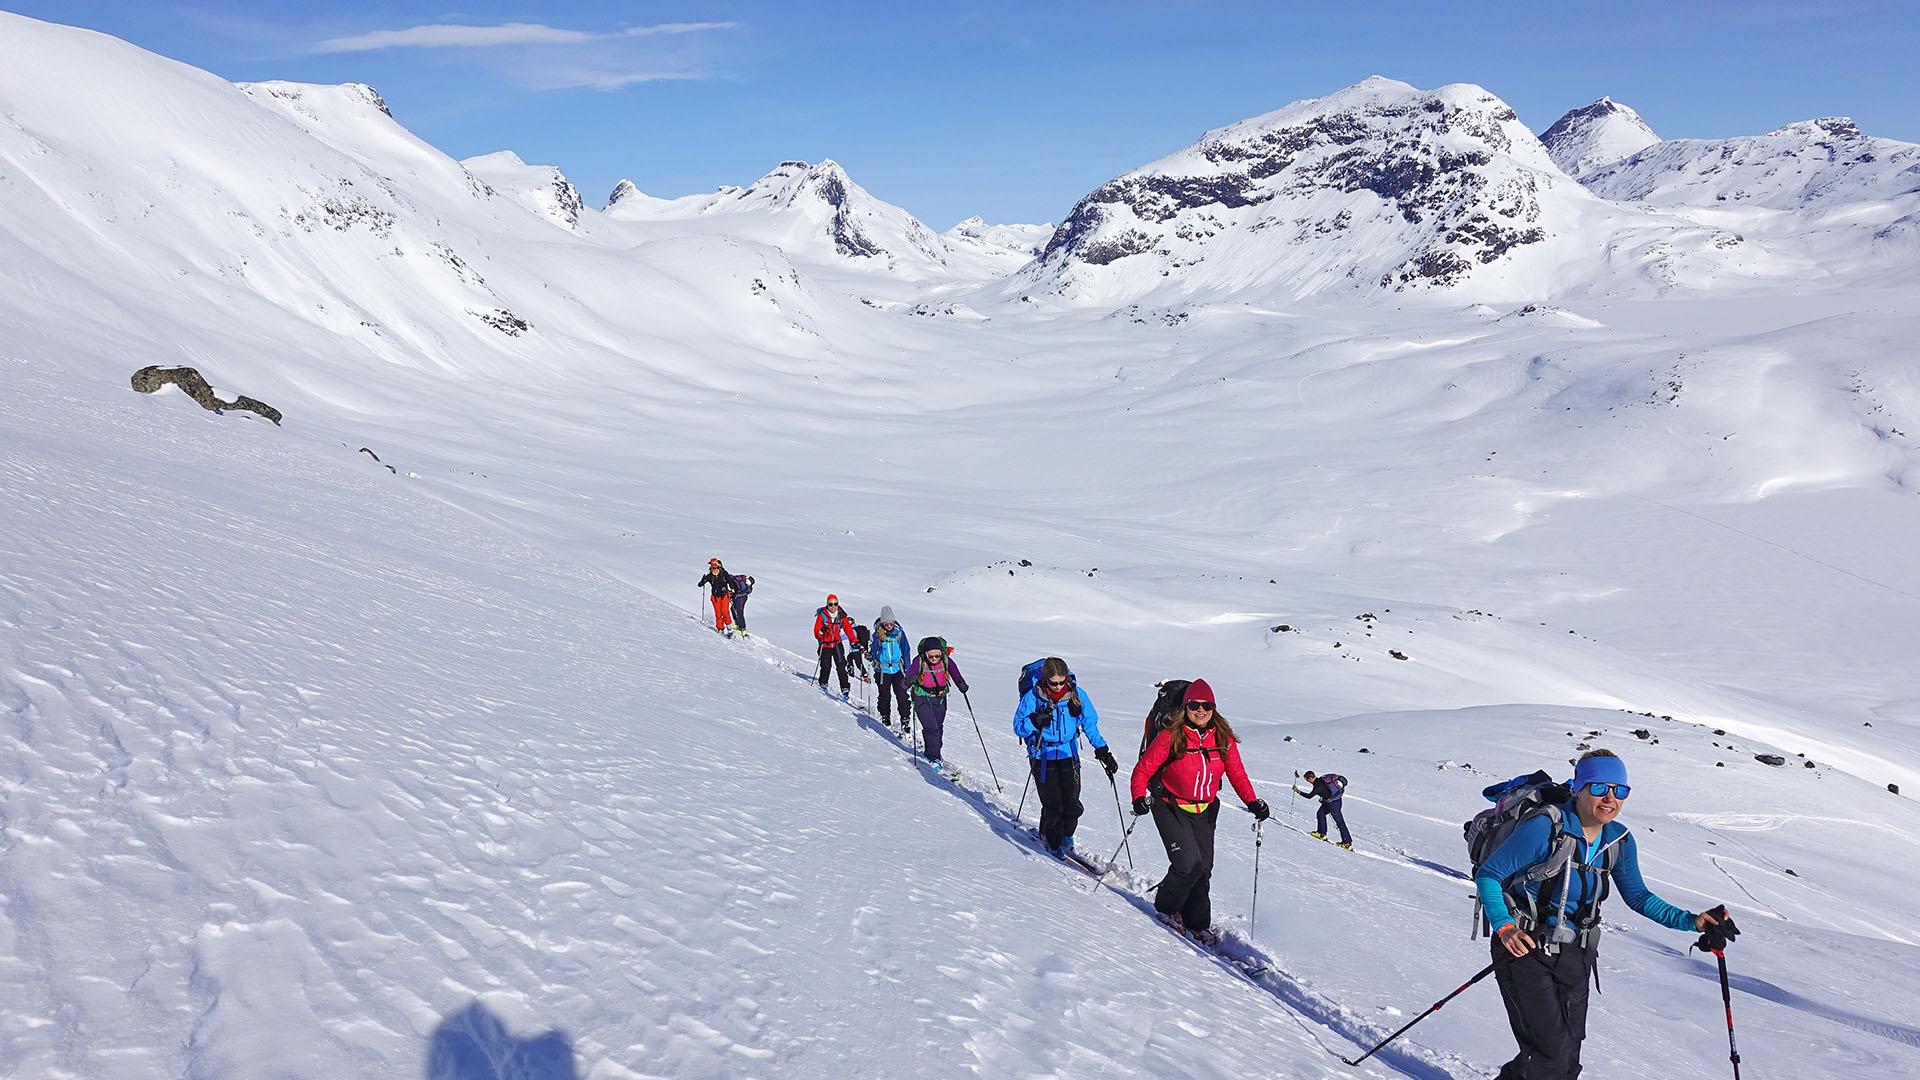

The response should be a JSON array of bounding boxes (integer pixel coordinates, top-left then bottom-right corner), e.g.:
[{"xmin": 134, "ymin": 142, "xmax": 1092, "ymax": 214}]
[
  {"xmin": 944, "ymin": 216, "xmax": 1053, "ymax": 260},
  {"xmin": 1020, "ymin": 77, "xmax": 1640, "ymax": 304},
  {"xmin": 605, "ymin": 178, "xmax": 640, "ymax": 209},
  {"xmin": 1582, "ymin": 113, "xmax": 1920, "ymax": 210},
  {"xmin": 1540, "ymin": 97, "xmax": 1660, "ymax": 178},
  {"xmin": 461, "ymin": 151, "xmax": 586, "ymax": 230}
]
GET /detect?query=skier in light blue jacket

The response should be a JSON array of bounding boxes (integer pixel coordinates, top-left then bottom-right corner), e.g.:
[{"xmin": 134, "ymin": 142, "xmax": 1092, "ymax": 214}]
[
  {"xmin": 867, "ymin": 606, "xmax": 912, "ymax": 730},
  {"xmin": 1475, "ymin": 749, "xmax": 1733, "ymax": 1080},
  {"xmin": 1012, "ymin": 657, "xmax": 1117, "ymax": 857}
]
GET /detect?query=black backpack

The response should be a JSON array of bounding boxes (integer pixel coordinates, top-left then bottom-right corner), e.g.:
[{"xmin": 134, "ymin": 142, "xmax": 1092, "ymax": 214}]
[{"xmin": 1139, "ymin": 679, "xmax": 1192, "ymax": 754}]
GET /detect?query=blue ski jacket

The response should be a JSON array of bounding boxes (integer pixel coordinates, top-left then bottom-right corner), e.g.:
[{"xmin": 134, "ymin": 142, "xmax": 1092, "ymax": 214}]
[
  {"xmin": 1475, "ymin": 814, "xmax": 1696, "ymax": 934},
  {"xmin": 869, "ymin": 624, "xmax": 911, "ymax": 675},
  {"xmin": 1013, "ymin": 688, "xmax": 1107, "ymax": 761}
]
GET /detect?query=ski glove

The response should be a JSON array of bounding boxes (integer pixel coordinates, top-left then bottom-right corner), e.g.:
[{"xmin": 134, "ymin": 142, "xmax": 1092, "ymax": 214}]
[
  {"xmin": 1132, "ymin": 796, "xmax": 1152, "ymax": 817},
  {"xmin": 1094, "ymin": 746, "xmax": 1118, "ymax": 778},
  {"xmin": 1247, "ymin": 799, "xmax": 1271, "ymax": 821},
  {"xmin": 1695, "ymin": 905, "xmax": 1740, "ymax": 952}
]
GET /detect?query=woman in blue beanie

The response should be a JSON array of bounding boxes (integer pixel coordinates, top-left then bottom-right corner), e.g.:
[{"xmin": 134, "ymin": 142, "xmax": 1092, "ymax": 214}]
[{"xmin": 1474, "ymin": 749, "xmax": 1733, "ymax": 1080}]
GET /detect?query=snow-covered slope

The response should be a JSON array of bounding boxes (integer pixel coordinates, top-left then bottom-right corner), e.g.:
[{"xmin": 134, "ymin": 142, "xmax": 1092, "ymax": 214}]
[
  {"xmin": 1582, "ymin": 116, "xmax": 1920, "ymax": 210},
  {"xmin": 1014, "ymin": 77, "xmax": 1738, "ymax": 305},
  {"xmin": 6, "ymin": 12, "xmax": 1920, "ymax": 1078},
  {"xmin": 462, "ymin": 150, "xmax": 587, "ymax": 231},
  {"xmin": 1539, "ymin": 97, "xmax": 1661, "ymax": 179}
]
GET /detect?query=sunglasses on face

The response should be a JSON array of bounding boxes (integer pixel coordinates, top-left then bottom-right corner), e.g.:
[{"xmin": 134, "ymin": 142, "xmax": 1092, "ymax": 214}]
[
  {"xmin": 1582, "ymin": 781, "xmax": 1630, "ymax": 800},
  {"xmin": 1044, "ymin": 678, "xmax": 1069, "ymax": 688},
  {"xmin": 1185, "ymin": 702, "xmax": 1215, "ymax": 713}
]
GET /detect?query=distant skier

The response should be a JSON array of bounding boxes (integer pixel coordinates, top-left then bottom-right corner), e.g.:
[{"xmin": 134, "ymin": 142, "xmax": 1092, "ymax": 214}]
[
  {"xmin": 812, "ymin": 595, "xmax": 858, "ymax": 698},
  {"xmin": 1013, "ymin": 658, "xmax": 1117, "ymax": 858},
  {"xmin": 849, "ymin": 620, "xmax": 873, "ymax": 683},
  {"xmin": 867, "ymin": 607, "xmax": 912, "ymax": 730},
  {"xmin": 727, "ymin": 570, "xmax": 755, "ymax": 637},
  {"xmin": 1130, "ymin": 679, "xmax": 1268, "ymax": 943},
  {"xmin": 1475, "ymin": 749, "xmax": 1732, "ymax": 1080},
  {"xmin": 906, "ymin": 637, "xmax": 969, "ymax": 770},
  {"xmin": 697, "ymin": 558, "xmax": 735, "ymax": 636},
  {"xmin": 1294, "ymin": 770, "xmax": 1352, "ymax": 849}
]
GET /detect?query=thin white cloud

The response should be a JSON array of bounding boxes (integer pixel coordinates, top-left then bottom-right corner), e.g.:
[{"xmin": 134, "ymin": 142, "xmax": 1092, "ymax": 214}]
[
  {"xmin": 312, "ymin": 20, "xmax": 738, "ymax": 55},
  {"xmin": 536, "ymin": 70, "xmax": 710, "ymax": 92}
]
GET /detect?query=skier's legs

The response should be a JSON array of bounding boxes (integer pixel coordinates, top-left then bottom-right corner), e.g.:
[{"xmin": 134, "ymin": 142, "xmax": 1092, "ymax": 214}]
[
  {"xmin": 1491, "ymin": 939, "xmax": 1589, "ymax": 1080},
  {"xmin": 916, "ymin": 695, "xmax": 948, "ymax": 761},
  {"xmin": 816, "ymin": 646, "xmax": 831, "ymax": 687},
  {"xmin": 1178, "ymin": 802, "xmax": 1220, "ymax": 930},
  {"xmin": 889, "ymin": 674, "xmax": 910, "ymax": 721},
  {"xmin": 1151, "ymin": 800, "xmax": 1204, "ymax": 917},
  {"xmin": 1033, "ymin": 759, "xmax": 1077, "ymax": 849},
  {"xmin": 1329, "ymin": 802, "xmax": 1352, "ymax": 845},
  {"xmin": 1316, "ymin": 802, "xmax": 1331, "ymax": 835},
  {"xmin": 710, "ymin": 595, "xmax": 731, "ymax": 632},
  {"xmin": 730, "ymin": 594, "xmax": 748, "ymax": 631}
]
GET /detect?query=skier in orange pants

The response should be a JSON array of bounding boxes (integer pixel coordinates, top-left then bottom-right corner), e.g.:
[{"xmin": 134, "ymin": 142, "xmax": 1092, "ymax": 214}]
[{"xmin": 698, "ymin": 558, "xmax": 737, "ymax": 636}]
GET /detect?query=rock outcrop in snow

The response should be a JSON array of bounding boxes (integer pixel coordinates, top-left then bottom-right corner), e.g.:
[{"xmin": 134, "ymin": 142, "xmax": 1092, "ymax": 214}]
[
  {"xmin": 462, "ymin": 151, "xmax": 586, "ymax": 230},
  {"xmin": 1016, "ymin": 77, "xmax": 1727, "ymax": 304},
  {"xmin": 1539, "ymin": 97, "xmax": 1661, "ymax": 179},
  {"xmin": 1581, "ymin": 116, "xmax": 1920, "ymax": 210}
]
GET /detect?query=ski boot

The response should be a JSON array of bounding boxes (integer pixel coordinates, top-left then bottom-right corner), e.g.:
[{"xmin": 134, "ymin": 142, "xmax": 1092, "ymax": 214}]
[
  {"xmin": 1308, "ymin": 831, "xmax": 1327, "ymax": 841},
  {"xmin": 1337, "ymin": 841, "xmax": 1353, "ymax": 850},
  {"xmin": 1156, "ymin": 912, "xmax": 1186, "ymax": 934},
  {"xmin": 1190, "ymin": 926, "xmax": 1220, "ymax": 948}
]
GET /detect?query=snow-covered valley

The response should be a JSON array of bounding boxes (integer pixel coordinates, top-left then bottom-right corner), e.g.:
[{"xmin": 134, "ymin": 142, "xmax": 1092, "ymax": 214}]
[{"xmin": 3, "ymin": 11, "xmax": 1919, "ymax": 1078}]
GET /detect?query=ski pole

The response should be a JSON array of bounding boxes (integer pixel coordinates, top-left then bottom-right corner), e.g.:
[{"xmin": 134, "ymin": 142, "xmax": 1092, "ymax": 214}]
[
  {"xmin": 1108, "ymin": 774, "xmax": 1134, "ymax": 868},
  {"xmin": 1105, "ymin": 814, "xmax": 1140, "ymax": 870},
  {"xmin": 1341, "ymin": 962, "xmax": 1496, "ymax": 1068},
  {"xmin": 1250, "ymin": 819, "xmax": 1264, "ymax": 935},
  {"xmin": 1717, "ymin": 956, "xmax": 1743, "ymax": 1076},
  {"xmin": 959, "ymin": 691, "xmax": 1002, "ymax": 793}
]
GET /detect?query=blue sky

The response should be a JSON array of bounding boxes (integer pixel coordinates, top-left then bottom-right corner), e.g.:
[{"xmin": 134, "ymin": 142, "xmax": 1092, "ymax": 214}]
[{"xmin": 15, "ymin": 2, "xmax": 1919, "ymax": 227}]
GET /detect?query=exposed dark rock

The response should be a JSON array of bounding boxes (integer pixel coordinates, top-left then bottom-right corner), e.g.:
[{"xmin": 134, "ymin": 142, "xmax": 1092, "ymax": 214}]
[
  {"xmin": 1891, "ymin": 783, "xmax": 1901, "ymax": 795},
  {"xmin": 130, "ymin": 366, "xmax": 281, "ymax": 425},
  {"xmin": 1755, "ymin": 754, "xmax": 1786, "ymax": 766},
  {"xmin": 1389, "ymin": 650, "xmax": 1409, "ymax": 660},
  {"xmin": 473, "ymin": 309, "xmax": 531, "ymax": 336},
  {"xmin": 358, "ymin": 447, "xmax": 396, "ymax": 474},
  {"xmin": 1632, "ymin": 729, "xmax": 1651, "ymax": 740}
]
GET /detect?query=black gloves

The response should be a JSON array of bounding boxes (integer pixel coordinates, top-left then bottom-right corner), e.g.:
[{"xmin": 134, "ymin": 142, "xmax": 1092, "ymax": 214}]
[
  {"xmin": 1247, "ymin": 799, "xmax": 1271, "ymax": 821},
  {"xmin": 1094, "ymin": 746, "xmax": 1118, "ymax": 778},
  {"xmin": 1695, "ymin": 905, "xmax": 1740, "ymax": 952},
  {"xmin": 1132, "ymin": 796, "xmax": 1152, "ymax": 817},
  {"xmin": 1028, "ymin": 707, "xmax": 1051, "ymax": 731}
]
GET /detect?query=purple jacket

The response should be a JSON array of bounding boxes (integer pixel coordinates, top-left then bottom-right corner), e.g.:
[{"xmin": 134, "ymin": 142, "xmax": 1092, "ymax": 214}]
[{"xmin": 905, "ymin": 655, "xmax": 968, "ymax": 697}]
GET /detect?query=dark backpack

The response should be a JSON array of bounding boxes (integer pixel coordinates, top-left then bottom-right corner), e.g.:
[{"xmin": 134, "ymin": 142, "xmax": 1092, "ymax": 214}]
[
  {"xmin": 1464, "ymin": 771, "xmax": 1619, "ymax": 940},
  {"xmin": 1017, "ymin": 658, "xmax": 1081, "ymax": 718},
  {"xmin": 1139, "ymin": 679, "xmax": 1192, "ymax": 754},
  {"xmin": 1321, "ymin": 773, "xmax": 1347, "ymax": 797},
  {"xmin": 729, "ymin": 574, "xmax": 753, "ymax": 596},
  {"xmin": 854, "ymin": 624, "xmax": 872, "ymax": 649}
]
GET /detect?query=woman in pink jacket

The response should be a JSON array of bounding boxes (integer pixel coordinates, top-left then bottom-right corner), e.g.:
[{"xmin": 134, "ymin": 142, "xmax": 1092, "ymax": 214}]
[{"xmin": 1130, "ymin": 679, "xmax": 1270, "ymax": 942}]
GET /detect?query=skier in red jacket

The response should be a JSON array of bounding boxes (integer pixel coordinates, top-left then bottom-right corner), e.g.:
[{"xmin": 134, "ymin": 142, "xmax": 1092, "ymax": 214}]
[
  {"xmin": 813, "ymin": 595, "xmax": 859, "ymax": 698},
  {"xmin": 1130, "ymin": 679, "xmax": 1270, "ymax": 943}
]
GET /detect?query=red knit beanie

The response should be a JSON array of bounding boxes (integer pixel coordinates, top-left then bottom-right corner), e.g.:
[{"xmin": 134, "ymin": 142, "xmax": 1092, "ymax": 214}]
[{"xmin": 1183, "ymin": 679, "xmax": 1216, "ymax": 707}]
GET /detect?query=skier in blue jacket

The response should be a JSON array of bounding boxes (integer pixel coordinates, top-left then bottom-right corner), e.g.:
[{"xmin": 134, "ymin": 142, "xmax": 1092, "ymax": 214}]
[
  {"xmin": 1012, "ymin": 657, "xmax": 1118, "ymax": 857},
  {"xmin": 1475, "ymin": 749, "xmax": 1732, "ymax": 1080},
  {"xmin": 867, "ymin": 606, "xmax": 912, "ymax": 731}
]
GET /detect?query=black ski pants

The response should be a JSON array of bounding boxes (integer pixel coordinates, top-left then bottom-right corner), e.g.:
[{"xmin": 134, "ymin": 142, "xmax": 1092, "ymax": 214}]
[
  {"xmin": 1316, "ymin": 799, "xmax": 1352, "ymax": 844},
  {"xmin": 1151, "ymin": 799, "xmax": 1220, "ymax": 931},
  {"xmin": 730, "ymin": 593, "xmax": 749, "ymax": 631},
  {"xmin": 913, "ymin": 694, "xmax": 948, "ymax": 761},
  {"xmin": 876, "ymin": 671, "xmax": 910, "ymax": 723},
  {"xmin": 816, "ymin": 643, "xmax": 850, "ymax": 693},
  {"xmin": 1030, "ymin": 756, "xmax": 1084, "ymax": 850},
  {"xmin": 1492, "ymin": 937, "xmax": 1592, "ymax": 1080}
]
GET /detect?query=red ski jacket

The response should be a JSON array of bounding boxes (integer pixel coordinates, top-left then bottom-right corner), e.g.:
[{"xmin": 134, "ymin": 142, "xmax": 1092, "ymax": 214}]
[
  {"xmin": 814, "ymin": 609, "xmax": 857, "ymax": 647},
  {"xmin": 1131, "ymin": 724, "xmax": 1258, "ymax": 807}
]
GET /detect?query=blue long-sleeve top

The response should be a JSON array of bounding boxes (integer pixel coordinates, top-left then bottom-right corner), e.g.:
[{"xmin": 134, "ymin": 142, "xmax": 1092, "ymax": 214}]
[
  {"xmin": 868, "ymin": 624, "xmax": 910, "ymax": 674},
  {"xmin": 1475, "ymin": 814, "xmax": 1697, "ymax": 934},
  {"xmin": 1013, "ymin": 688, "xmax": 1106, "ymax": 761}
]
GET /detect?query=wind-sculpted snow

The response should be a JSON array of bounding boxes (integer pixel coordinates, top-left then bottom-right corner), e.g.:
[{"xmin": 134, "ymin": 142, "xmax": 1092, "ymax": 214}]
[{"xmin": 1582, "ymin": 117, "xmax": 1920, "ymax": 211}]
